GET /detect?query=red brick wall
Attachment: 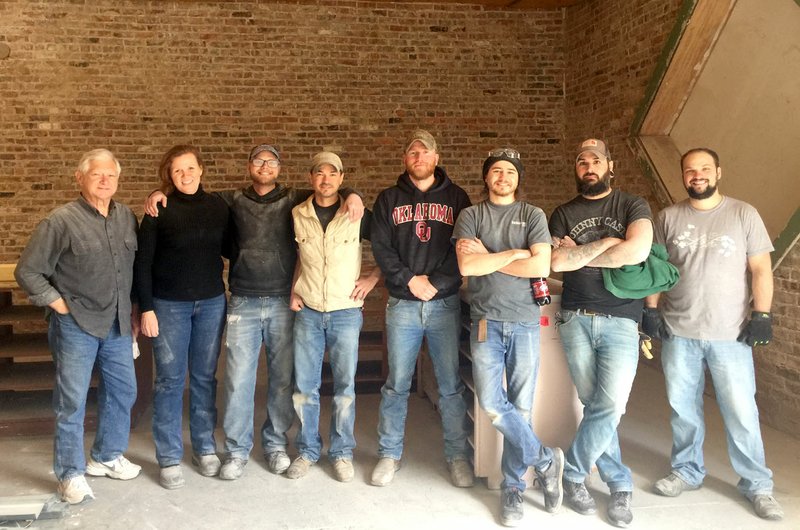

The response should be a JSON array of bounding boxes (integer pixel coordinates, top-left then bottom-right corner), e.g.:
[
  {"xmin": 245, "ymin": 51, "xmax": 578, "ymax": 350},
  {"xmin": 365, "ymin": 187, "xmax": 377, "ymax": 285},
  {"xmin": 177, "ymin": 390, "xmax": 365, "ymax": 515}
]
[
  {"xmin": 760, "ymin": 245, "xmax": 800, "ymax": 436},
  {"xmin": 563, "ymin": 0, "xmax": 683, "ymax": 206},
  {"xmin": 0, "ymin": 0, "xmax": 564, "ymax": 263}
]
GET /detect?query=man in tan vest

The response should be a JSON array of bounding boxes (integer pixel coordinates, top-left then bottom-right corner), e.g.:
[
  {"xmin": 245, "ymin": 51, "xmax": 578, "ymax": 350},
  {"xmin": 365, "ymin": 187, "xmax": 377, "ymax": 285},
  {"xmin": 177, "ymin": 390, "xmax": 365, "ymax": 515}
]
[{"xmin": 285, "ymin": 151, "xmax": 381, "ymax": 482}]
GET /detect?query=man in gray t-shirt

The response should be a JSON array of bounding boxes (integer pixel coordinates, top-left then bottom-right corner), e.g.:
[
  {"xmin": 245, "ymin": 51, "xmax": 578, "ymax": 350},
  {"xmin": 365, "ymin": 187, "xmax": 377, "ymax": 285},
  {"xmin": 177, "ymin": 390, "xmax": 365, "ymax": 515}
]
[
  {"xmin": 644, "ymin": 148, "xmax": 782, "ymax": 521},
  {"xmin": 453, "ymin": 148, "xmax": 563, "ymax": 527}
]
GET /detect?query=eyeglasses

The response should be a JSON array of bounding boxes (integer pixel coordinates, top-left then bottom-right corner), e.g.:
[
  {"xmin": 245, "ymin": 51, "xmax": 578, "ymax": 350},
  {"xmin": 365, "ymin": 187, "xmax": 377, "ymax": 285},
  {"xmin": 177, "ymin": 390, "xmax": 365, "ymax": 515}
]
[
  {"xmin": 488, "ymin": 148, "xmax": 520, "ymax": 159},
  {"xmin": 251, "ymin": 158, "xmax": 280, "ymax": 168}
]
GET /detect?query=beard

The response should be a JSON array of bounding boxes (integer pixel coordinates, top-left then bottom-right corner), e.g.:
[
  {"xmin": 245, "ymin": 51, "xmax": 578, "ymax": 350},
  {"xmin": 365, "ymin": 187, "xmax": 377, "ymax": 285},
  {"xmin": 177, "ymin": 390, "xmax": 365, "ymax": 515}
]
[
  {"xmin": 575, "ymin": 169, "xmax": 611, "ymax": 196},
  {"xmin": 686, "ymin": 182, "xmax": 717, "ymax": 200}
]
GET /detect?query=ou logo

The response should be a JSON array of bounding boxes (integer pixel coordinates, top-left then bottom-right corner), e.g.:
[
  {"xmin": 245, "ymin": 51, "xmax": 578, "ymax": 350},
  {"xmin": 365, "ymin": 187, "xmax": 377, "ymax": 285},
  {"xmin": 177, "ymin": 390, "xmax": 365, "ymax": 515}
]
[{"xmin": 415, "ymin": 221, "xmax": 431, "ymax": 242}]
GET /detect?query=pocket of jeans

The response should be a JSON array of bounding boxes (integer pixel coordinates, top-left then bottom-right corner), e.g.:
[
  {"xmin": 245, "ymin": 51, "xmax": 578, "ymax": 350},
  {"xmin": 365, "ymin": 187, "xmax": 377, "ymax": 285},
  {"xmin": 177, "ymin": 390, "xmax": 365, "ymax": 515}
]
[
  {"xmin": 441, "ymin": 294, "xmax": 461, "ymax": 311},
  {"xmin": 554, "ymin": 310, "xmax": 576, "ymax": 328},
  {"xmin": 227, "ymin": 295, "xmax": 246, "ymax": 311},
  {"xmin": 386, "ymin": 296, "xmax": 401, "ymax": 309}
]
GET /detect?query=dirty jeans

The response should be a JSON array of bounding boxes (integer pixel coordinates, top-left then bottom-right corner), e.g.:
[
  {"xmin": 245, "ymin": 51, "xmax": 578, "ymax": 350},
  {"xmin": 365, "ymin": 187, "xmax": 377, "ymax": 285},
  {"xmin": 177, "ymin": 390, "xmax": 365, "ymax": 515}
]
[{"xmin": 292, "ymin": 306, "xmax": 362, "ymax": 462}]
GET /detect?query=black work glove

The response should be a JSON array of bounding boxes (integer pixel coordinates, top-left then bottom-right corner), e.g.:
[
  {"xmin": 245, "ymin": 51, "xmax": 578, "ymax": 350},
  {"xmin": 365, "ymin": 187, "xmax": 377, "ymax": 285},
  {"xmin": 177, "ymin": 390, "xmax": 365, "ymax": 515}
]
[
  {"xmin": 642, "ymin": 307, "xmax": 670, "ymax": 340},
  {"xmin": 737, "ymin": 311, "xmax": 773, "ymax": 346}
]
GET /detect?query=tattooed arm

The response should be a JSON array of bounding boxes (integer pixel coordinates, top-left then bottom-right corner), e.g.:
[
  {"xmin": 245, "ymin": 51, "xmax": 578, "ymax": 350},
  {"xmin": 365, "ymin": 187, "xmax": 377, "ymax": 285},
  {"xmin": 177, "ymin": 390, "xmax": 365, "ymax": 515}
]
[{"xmin": 550, "ymin": 236, "xmax": 621, "ymax": 272}]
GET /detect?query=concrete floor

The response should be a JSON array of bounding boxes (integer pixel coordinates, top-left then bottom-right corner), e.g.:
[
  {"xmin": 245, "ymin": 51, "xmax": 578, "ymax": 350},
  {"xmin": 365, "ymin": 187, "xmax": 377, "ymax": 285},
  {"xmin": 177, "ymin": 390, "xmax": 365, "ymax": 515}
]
[{"xmin": 0, "ymin": 364, "xmax": 797, "ymax": 529}]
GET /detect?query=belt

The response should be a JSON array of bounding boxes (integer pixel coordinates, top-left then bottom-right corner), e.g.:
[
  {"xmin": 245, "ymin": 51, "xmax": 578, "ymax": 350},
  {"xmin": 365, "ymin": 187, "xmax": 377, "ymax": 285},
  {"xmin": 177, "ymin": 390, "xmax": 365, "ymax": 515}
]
[{"xmin": 574, "ymin": 308, "xmax": 610, "ymax": 318}]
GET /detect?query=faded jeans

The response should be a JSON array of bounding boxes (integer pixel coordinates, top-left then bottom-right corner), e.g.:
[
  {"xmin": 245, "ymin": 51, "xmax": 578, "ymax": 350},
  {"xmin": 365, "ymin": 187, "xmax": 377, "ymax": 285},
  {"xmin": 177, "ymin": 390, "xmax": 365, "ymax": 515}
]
[
  {"xmin": 151, "ymin": 294, "xmax": 226, "ymax": 467},
  {"xmin": 377, "ymin": 294, "xmax": 469, "ymax": 461},
  {"xmin": 471, "ymin": 319, "xmax": 553, "ymax": 490},
  {"xmin": 49, "ymin": 314, "xmax": 137, "ymax": 480},
  {"xmin": 557, "ymin": 309, "xmax": 639, "ymax": 492},
  {"xmin": 293, "ymin": 306, "xmax": 362, "ymax": 462},
  {"xmin": 222, "ymin": 295, "xmax": 295, "ymax": 459},
  {"xmin": 661, "ymin": 336, "xmax": 774, "ymax": 496}
]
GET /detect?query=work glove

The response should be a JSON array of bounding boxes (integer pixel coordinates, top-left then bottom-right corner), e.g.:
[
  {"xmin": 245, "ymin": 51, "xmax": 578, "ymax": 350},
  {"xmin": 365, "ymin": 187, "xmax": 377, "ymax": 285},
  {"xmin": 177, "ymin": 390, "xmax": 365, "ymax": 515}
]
[
  {"xmin": 737, "ymin": 311, "xmax": 773, "ymax": 346},
  {"xmin": 642, "ymin": 307, "xmax": 670, "ymax": 340}
]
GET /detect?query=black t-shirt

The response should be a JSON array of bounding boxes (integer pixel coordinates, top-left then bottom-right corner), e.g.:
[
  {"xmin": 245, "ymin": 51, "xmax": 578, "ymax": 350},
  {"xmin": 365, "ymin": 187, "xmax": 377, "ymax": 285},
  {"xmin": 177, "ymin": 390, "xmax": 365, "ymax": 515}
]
[
  {"xmin": 549, "ymin": 189, "xmax": 651, "ymax": 321},
  {"xmin": 311, "ymin": 199, "xmax": 372, "ymax": 240}
]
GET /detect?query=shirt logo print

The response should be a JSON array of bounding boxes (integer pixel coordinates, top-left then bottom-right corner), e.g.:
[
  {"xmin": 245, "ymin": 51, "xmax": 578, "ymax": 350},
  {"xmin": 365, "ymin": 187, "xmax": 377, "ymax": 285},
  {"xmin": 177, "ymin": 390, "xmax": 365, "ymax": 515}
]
[{"xmin": 673, "ymin": 223, "xmax": 736, "ymax": 257}]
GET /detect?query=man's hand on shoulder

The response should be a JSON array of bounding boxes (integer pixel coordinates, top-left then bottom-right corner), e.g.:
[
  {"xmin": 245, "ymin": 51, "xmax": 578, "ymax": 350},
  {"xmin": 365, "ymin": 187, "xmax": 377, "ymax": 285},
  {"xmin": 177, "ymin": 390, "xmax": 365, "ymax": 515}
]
[
  {"xmin": 144, "ymin": 190, "xmax": 167, "ymax": 217},
  {"xmin": 341, "ymin": 193, "xmax": 365, "ymax": 223}
]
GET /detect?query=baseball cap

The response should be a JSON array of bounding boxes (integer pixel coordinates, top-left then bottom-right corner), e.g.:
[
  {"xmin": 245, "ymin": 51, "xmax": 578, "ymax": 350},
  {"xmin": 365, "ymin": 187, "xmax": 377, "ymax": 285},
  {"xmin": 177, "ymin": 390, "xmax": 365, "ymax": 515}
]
[
  {"xmin": 249, "ymin": 144, "xmax": 281, "ymax": 162},
  {"xmin": 575, "ymin": 138, "xmax": 611, "ymax": 163},
  {"xmin": 310, "ymin": 151, "xmax": 343, "ymax": 173},
  {"xmin": 405, "ymin": 129, "xmax": 438, "ymax": 153}
]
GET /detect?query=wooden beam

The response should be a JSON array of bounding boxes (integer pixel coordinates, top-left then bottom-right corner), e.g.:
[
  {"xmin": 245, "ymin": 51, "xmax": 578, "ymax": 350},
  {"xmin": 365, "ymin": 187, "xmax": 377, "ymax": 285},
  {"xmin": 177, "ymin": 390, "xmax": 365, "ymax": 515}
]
[{"xmin": 641, "ymin": 0, "xmax": 737, "ymax": 135}]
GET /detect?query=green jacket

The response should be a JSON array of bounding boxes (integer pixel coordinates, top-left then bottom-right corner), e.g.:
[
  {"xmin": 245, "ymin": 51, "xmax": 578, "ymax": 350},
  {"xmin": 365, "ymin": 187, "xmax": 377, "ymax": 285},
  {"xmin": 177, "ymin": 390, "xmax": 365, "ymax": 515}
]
[{"xmin": 602, "ymin": 243, "xmax": 679, "ymax": 299}]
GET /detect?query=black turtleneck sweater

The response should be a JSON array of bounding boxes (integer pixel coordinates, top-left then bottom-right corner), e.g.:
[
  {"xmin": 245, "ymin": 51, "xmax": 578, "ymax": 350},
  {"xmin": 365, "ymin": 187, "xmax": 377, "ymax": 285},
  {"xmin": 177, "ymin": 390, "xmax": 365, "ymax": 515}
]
[{"xmin": 134, "ymin": 185, "xmax": 230, "ymax": 312}]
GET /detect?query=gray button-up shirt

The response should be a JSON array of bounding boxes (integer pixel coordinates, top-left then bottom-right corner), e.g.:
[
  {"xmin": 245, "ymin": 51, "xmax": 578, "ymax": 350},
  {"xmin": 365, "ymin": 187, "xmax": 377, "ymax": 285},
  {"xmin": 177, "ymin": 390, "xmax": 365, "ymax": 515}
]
[{"xmin": 15, "ymin": 195, "xmax": 138, "ymax": 338}]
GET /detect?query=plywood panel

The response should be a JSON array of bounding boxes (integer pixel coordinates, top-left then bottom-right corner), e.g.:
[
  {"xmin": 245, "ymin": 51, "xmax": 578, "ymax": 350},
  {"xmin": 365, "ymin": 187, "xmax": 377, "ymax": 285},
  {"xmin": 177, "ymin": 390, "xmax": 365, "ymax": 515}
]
[{"xmin": 641, "ymin": 0, "xmax": 736, "ymax": 135}]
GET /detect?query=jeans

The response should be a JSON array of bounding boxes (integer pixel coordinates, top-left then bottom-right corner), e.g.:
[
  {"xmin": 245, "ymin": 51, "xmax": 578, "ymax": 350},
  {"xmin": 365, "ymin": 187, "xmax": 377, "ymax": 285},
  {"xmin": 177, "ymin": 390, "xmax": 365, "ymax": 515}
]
[
  {"xmin": 151, "ymin": 294, "xmax": 226, "ymax": 467},
  {"xmin": 471, "ymin": 319, "xmax": 553, "ymax": 491},
  {"xmin": 48, "ymin": 313, "xmax": 137, "ymax": 481},
  {"xmin": 293, "ymin": 306, "xmax": 362, "ymax": 462},
  {"xmin": 222, "ymin": 295, "xmax": 295, "ymax": 459},
  {"xmin": 377, "ymin": 294, "xmax": 468, "ymax": 461},
  {"xmin": 556, "ymin": 310, "xmax": 639, "ymax": 492},
  {"xmin": 661, "ymin": 336, "xmax": 774, "ymax": 496}
]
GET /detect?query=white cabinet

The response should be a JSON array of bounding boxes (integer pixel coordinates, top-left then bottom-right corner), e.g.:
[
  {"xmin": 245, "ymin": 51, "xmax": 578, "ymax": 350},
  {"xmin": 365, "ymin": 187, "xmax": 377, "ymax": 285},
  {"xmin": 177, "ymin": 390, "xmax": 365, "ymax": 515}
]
[{"xmin": 418, "ymin": 284, "xmax": 583, "ymax": 490}]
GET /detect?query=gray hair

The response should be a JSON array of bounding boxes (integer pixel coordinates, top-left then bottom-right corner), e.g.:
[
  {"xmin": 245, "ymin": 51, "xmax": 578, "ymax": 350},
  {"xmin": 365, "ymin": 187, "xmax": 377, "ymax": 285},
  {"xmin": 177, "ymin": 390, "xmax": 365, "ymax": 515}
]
[{"xmin": 77, "ymin": 148, "xmax": 121, "ymax": 176}]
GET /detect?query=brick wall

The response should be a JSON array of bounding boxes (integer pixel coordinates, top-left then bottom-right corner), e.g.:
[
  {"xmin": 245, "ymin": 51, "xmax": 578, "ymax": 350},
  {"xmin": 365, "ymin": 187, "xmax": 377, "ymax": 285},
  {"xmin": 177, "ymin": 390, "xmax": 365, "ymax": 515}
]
[
  {"xmin": 759, "ymin": 244, "xmax": 800, "ymax": 436},
  {"xmin": 563, "ymin": 0, "xmax": 683, "ymax": 207},
  {"xmin": 0, "ymin": 0, "xmax": 564, "ymax": 263}
]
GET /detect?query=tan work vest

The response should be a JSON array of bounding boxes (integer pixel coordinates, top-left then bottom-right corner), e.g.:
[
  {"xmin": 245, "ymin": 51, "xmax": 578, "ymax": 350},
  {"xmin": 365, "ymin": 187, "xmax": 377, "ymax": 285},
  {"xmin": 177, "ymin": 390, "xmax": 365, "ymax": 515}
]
[{"xmin": 292, "ymin": 196, "xmax": 363, "ymax": 312}]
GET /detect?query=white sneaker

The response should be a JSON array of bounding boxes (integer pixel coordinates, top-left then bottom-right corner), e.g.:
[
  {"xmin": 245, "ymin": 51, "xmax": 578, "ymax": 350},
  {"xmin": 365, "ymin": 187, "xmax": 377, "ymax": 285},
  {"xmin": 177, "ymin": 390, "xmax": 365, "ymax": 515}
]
[
  {"xmin": 86, "ymin": 455, "xmax": 141, "ymax": 480},
  {"xmin": 58, "ymin": 475, "xmax": 95, "ymax": 504}
]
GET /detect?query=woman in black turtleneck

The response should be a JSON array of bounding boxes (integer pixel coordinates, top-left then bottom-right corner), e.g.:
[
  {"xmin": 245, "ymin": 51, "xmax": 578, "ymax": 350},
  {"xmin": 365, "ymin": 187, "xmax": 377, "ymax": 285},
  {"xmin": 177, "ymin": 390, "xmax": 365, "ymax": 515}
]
[{"xmin": 133, "ymin": 145, "xmax": 229, "ymax": 490}]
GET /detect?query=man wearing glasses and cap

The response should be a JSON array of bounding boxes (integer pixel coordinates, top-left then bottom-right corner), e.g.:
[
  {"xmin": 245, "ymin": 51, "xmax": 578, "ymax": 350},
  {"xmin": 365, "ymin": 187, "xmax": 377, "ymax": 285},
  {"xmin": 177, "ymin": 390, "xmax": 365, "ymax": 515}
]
[
  {"xmin": 145, "ymin": 144, "xmax": 364, "ymax": 481},
  {"xmin": 369, "ymin": 129, "xmax": 474, "ymax": 488},
  {"xmin": 454, "ymin": 148, "xmax": 564, "ymax": 526},
  {"xmin": 549, "ymin": 139, "xmax": 653, "ymax": 527}
]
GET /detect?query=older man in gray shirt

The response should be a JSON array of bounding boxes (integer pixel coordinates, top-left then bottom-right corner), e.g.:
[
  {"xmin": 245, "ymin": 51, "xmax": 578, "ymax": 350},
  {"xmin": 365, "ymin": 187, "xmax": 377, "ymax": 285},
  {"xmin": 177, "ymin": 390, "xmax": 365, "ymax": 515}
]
[{"xmin": 15, "ymin": 149, "xmax": 141, "ymax": 505}]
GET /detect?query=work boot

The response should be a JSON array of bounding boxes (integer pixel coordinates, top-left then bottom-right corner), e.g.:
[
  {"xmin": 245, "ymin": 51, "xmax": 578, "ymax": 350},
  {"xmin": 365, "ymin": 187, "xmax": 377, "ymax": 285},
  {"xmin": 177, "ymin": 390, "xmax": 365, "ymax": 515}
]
[
  {"xmin": 332, "ymin": 458, "xmax": 355, "ymax": 483},
  {"xmin": 192, "ymin": 453, "xmax": 221, "ymax": 477},
  {"xmin": 219, "ymin": 457, "xmax": 247, "ymax": 480},
  {"xmin": 57, "ymin": 475, "xmax": 95, "ymax": 505},
  {"xmin": 750, "ymin": 494, "xmax": 784, "ymax": 521},
  {"xmin": 500, "ymin": 487, "xmax": 524, "ymax": 527},
  {"xmin": 535, "ymin": 447, "xmax": 564, "ymax": 513},
  {"xmin": 159, "ymin": 465, "xmax": 185, "ymax": 490},
  {"xmin": 447, "ymin": 458, "xmax": 474, "ymax": 488},
  {"xmin": 653, "ymin": 472, "xmax": 700, "ymax": 497},
  {"xmin": 563, "ymin": 478, "xmax": 596, "ymax": 515},
  {"xmin": 371, "ymin": 457, "xmax": 401, "ymax": 486},
  {"xmin": 265, "ymin": 451, "xmax": 291, "ymax": 475},
  {"xmin": 607, "ymin": 491, "xmax": 633, "ymax": 527},
  {"xmin": 286, "ymin": 456, "xmax": 314, "ymax": 479}
]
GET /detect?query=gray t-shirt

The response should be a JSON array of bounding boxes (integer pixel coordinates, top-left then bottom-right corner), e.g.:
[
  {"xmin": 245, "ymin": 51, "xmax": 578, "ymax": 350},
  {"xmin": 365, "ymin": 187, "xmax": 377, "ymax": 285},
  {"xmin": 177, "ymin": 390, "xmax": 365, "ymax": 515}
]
[
  {"xmin": 654, "ymin": 196, "xmax": 773, "ymax": 340},
  {"xmin": 453, "ymin": 200, "xmax": 551, "ymax": 321}
]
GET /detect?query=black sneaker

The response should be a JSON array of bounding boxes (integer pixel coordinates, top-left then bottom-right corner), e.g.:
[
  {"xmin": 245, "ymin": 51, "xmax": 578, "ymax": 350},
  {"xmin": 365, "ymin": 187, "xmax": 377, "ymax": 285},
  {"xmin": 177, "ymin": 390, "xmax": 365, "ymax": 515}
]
[
  {"xmin": 500, "ymin": 487, "xmax": 524, "ymax": 527},
  {"xmin": 607, "ymin": 491, "xmax": 633, "ymax": 528},
  {"xmin": 563, "ymin": 478, "xmax": 597, "ymax": 515},
  {"xmin": 535, "ymin": 447, "xmax": 564, "ymax": 513}
]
